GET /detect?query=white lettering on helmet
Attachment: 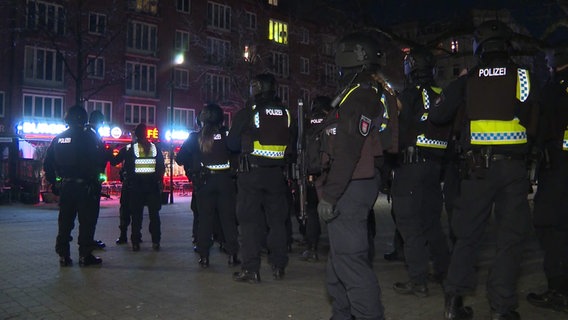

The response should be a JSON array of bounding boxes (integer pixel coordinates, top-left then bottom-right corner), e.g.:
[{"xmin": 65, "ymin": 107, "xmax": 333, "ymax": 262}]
[
  {"xmin": 265, "ymin": 108, "xmax": 283, "ymax": 116},
  {"xmin": 478, "ymin": 67, "xmax": 507, "ymax": 77},
  {"xmin": 57, "ymin": 138, "xmax": 71, "ymax": 143},
  {"xmin": 213, "ymin": 133, "xmax": 222, "ymax": 140},
  {"xmin": 325, "ymin": 127, "xmax": 337, "ymax": 135}
]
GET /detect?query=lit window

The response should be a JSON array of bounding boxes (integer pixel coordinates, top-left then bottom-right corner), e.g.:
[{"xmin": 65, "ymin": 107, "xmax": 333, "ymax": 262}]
[
  {"xmin": 23, "ymin": 94, "xmax": 63, "ymax": 119},
  {"xmin": 207, "ymin": 2, "xmax": 231, "ymax": 31},
  {"xmin": 125, "ymin": 61, "xmax": 156, "ymax": 95},
  {"xmin": 86, "ymin": 100, "xmax": 112, "ymax": 122},
  {"xmin": 88, "ymin": 12, "xmax": 106, "ymax": 35},
  {"xmin": 124, "ymin": 103, "xmax": 156, "ymax": 125},
  {"xmin": 451, "ymin": 40, "xmax": 459, "ymax": 53},
  {"xmin": 126, "ymin": 20, "xmax": 157, "ymax": 53},
  {"xmin": 269, "ymin": 19, "xmax": 288, "ymax": 44},
  {"xmin": 176, "ymin": 0, "xmax": 190, "ymax": 13},
  {"xmin": 26, "ymin": 0, "xmax": 65, "ymax": 35},
  {"xmin": 271, "ymin": 52, "xmax": 289, "ymax": 77},
  {"xmin": 268, "ymin": 0, "xmax": 278, "ymax": 6},
  {"xmin": 128, "ymin": 0, "xmax": 157, "ymax": 14},
  {"xmin": 24, "ymin": 46, "xmax": 64, "ymax": 85},
  {"xmin": 87, "ymin": 56, "xmax": 105, "ymax": 79}
]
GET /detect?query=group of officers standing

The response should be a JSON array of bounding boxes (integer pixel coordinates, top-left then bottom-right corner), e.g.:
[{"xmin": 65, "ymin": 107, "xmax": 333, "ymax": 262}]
[{"xmin": 42, "ymin": 18, "xmax": 567, "ymax": 320}]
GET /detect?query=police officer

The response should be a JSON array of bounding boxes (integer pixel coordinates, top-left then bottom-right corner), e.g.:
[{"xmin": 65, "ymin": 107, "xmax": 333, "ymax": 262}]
[
  {"xmin": 177, "ymin": 103, "xmax": 240, "ymax": 268},
  {"xmin": 176, "ymin": 114, "xmax": 203, "ymax": 248},
  {"xmin": 316, "ymin": 32, "xmax": 386, "ymax": 320},
  {"xmin": 391, "ymin": 47, "xmax": 451, "ymax": 297},
  {"xmin": 228, "ymin": 73, "xmax": 295, "ymax": 283},
  {"xmin": 299, "ymin": 96, "xmax": 332, "ymax": 262},
  {"xmin": 429, "ymin": 20, "xmax": 538, "ymax": 320},
  {"xmin": 526, "ymin": 47, "xmax": 568, "ymax": 312},
  {"xmin": 43, "ymin": 105, "xmax": 104, "ymax": 267},
  {"xmin": 111, "ymin": 123, "xmax": 165, "ymax": 251}
]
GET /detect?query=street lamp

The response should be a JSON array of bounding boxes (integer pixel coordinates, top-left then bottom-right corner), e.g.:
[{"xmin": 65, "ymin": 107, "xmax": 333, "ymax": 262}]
[{"xmin": 169, "ymin": 52, "xmax": 184, "ymax": 204}]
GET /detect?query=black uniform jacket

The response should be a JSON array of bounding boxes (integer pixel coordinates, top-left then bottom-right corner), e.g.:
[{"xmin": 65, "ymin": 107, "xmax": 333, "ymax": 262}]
[{"xmin": 319, "ymin": 75, "xmax": 384, "ymax": 206}]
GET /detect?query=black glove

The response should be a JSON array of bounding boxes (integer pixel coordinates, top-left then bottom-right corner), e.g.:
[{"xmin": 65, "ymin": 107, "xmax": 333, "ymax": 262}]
[{"xmin": 318, "ymin": 198, "xmax": 338, "ymax": 223}]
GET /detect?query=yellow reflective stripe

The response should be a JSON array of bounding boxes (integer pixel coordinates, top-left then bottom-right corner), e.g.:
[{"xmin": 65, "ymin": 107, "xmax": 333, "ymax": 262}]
[
  {"xmin": 470, "ymin": 119, "xmax": 527, "ymax": 145},
  {"xmin": 339, "ymin": 84, "xmax": 361, "ymax": 106},
  {"xmin": 416, "ymin": 134, "xmax": 447, "ymax": 149},
  {"xmin": 563, "ymin": 130, "xmax": 568, "ymax": 151},
  {"xmin": 251, "ymin": 141, "xmax": 286, "ymax": 159},
  {"xmin": 134, "ymin": 158, "xmax": 156, "ymax": 173},
  {"xmin": 286, "ymin": 109, "xmax": 291, "ymax": 127},
  {"xmin": 516, "ymin": 68, "xmax": 530, "ymax": 102},
  {"xmin": 205, "ymin": 161, "xmax": 231, "ymax": 170},
  {"xmin": 132, "ymin": 143, "xmax": 157, "ymax": 157},
  {"xmin": 431, "ymin": 86, "xmax": 442, "ymax": 94}
]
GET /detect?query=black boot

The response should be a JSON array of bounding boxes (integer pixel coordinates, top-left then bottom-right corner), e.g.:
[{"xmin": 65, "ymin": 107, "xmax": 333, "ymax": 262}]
[
  {"xmin": 444, "ymin": 294, "xmax": 473, "ymax": 320},
  {"xmin": 59, "ymin": 256, "xmax": 72, "ymax": 267},
  {"xmin": 116, "ymin": 230, "xmax": 128, "ymax": 244},
  {"xmin": 198, "ymin": 256, "xmax": 209, "ymax": 268},
  {"xmin": 233, "ymin": 270, "xmax": 261, "ymax": 283},
  {"xmin": 79, "ymin": 254, "xmax": 102, "ymax": 267}
]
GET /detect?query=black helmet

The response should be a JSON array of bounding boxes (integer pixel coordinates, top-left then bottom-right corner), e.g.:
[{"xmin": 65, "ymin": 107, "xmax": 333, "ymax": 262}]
[
  {"xmin": 194, "ymin": 110, "xmax": 203, "ymax": 130},
  {"xmin": 199, "ymin": 103, "xmax": 224, "ymax": 126},
  {"xmin": 335, "ymin": 32, "xmax": 383, "ymax": 69},
  {"xmin": 64, "ymin": 105, "xmax": 88, "ymax": 127},
  {"xmin": 89, "ymin": 110, "xmax": 105, "ymax": 128},
  {"xmin": 403, "ymin": 47, "xmax": 434, "ymax": 77},
  {"xmin": 311, "ymin": 96, "xmax": 332, "ymax": 114},
  {"xmin": 250, "ymin": 73, "xmax": 276, "ymax": 98},
  {"xmin": 473, "ymin": 20, "xmax": 512, "ymax": 56}
]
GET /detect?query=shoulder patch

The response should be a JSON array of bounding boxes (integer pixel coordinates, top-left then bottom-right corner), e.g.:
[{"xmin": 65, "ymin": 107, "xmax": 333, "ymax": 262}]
[{"xmin": 359, "ymin": 115, "xmax": 372, "ymax": 136}]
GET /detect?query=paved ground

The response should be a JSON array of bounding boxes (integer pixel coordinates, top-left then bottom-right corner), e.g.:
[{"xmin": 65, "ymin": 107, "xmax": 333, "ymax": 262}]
[{"xmin": 0, "ymin": 192, "xmax": 564, "ymax": 320}]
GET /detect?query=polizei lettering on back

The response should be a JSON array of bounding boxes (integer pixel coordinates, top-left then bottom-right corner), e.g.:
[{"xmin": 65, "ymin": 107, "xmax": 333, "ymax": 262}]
[
  {"xmin": 265, "ymin": 108, "xmax": 283, "ymax": 116},
  {"xmin": 478, "ymin": 67, "xmax": 507, "ymax": 77}
]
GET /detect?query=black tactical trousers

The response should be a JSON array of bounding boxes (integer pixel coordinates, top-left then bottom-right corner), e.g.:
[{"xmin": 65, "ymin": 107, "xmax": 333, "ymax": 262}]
[
  {"xmin": 445, "ymin": 159, "xmax": 531, "ymax": 314},
  {"xmin": 118, "ymin": 186, "xmax": 131, "ymax": 234},
  {"xmin": 195, "ymin": 173, "xmax": 239, "ymax": 257},
  {"xmin": 236, "ymin": 166, "xmax": 289, "ymax": 272},
  {"xmin": 532, "ymin": 150, "xmax": 568, "ymax": 294},
  {"xmin": 55, "ymin": 181, "xmax": 99, "ymax": 257},
  {"xmin": 129, "ymin": 187, "xmax": 161, "ymax": 244},
  {"xmin": 304, "ymin": 183, "xmax": 321, "ymax": 249},
  {"xmin": 326, "ymin": 178, "xmax": 384, "ymax": 320},
  {"xmin": 392, "ymin": 161, "xmax": 450, "ymax": 284}
]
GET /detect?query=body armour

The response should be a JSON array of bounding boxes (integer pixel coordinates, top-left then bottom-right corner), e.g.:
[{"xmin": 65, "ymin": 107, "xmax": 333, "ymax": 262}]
[
  {"xmin": 200, "ymin": 129, "xmax": 231, "ymax": 170},
  {"xmin": 321, "ymin": 84, "xmax": 383, "ymax": 180},
  {"xmin": 400, "ymin": 85, "xmax": 451, "ymax": 157},
  {"xmin": 466, "ymin": 62, "xmax": 531, "ymax": 146},
  {"xmin": 248, "ymin": 103, "xmax": 291, "ymax": 159},
  {"xmin": 52, "ymin": 127, "xmax": 100, "ymax": 180}
]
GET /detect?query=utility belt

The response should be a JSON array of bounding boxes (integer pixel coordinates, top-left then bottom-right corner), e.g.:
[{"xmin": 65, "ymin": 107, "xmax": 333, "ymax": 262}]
[
  {"xmin": 400, "ymin": 146, "xmax": 441, "ymax": 164},
  {"xmin": 460, "ymin": 147, "xmax": 526, "ymax": 179},
  {"xmin": 238, "ymin": 154, "xmax": 283, "ymax": 173},
  {"xmin": 463, "ymin": 148, "xmax": 525, "ymax": 169}
]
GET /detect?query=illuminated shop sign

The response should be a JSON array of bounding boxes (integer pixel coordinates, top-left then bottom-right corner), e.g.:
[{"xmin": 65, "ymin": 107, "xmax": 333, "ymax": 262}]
[
  {"xmin": 17, "ymin": 121, "xmax": 67, "ymax": 135},
  {"xmin": 165, "ymin": 129, "xmax": 190, "ymax": 142}
]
